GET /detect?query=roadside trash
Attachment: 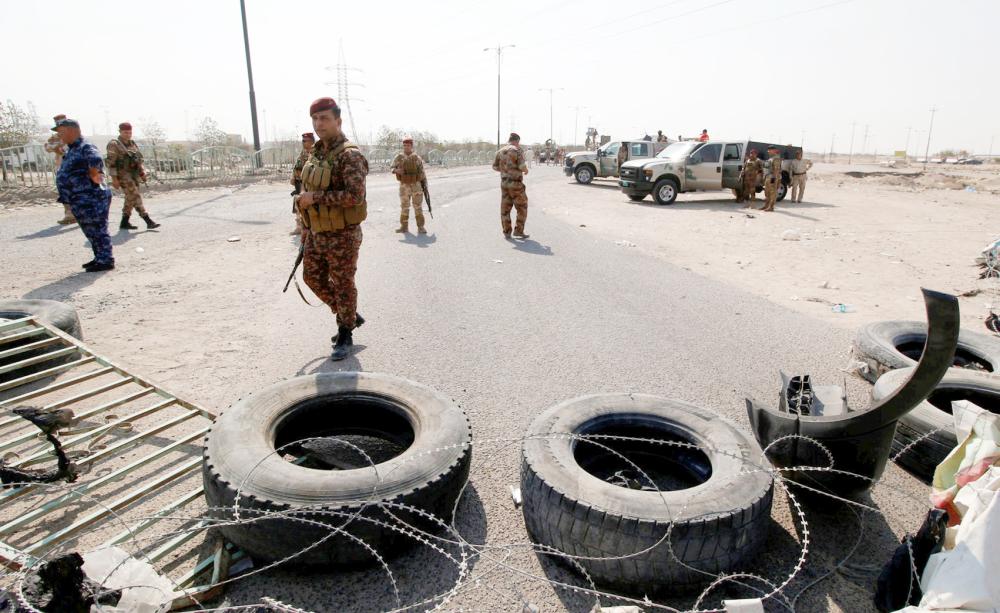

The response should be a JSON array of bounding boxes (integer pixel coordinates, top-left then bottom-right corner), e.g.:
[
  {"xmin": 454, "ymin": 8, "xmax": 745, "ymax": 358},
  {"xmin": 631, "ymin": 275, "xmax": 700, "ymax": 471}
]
[
  {"xmin": 492, "ymin": 259, "xmax": 503, "ymax": 264},
  {"xmin": 579, "ymin": 224, "xmax": 586, "ymax": 227},
  {"xmin": 614, "ymin": 240, "xmax": 637, "ymax": 248},
  {"xmin": 724, "ymin": 599, "xmax": 765, "ymax": 613},
  {"xmin": 965, "ymin": 185, "xmax": 977, "ymax": 192},
  {"xmin": 510, "ymin": 485, "xmax": 522, "ymax": 507},
  {"xmin": 819, "ymin": 281, "xmax": 839, "ymax": 290},
  {"xmin": 1, "ymin": 408, "xmax": 79, "ymax": 486},
  {"xmin": 83, "ymin": 545, "xmax": 179, "ymax": 612},
  {"xmin": 19, "ymin": 552, "xmax": 119, "ymax": 613},
  {"xmin": 781, "ymin": 229, "xmax": 801, "ymax": 241},
  {"xmin": 597, "ymin": 607, "xmax": 644, "ymax": 613},
  {"xmin": 831, "ymin": 303, "xmax": 856, "ymax": 313},
  {"xmin": 960, "ymin": 289, "xmax": 982, "ymax": 297},
  {"xmin": 930, "ymin": 401, "xmax": 1000, "ymax": 522},
  {"xmin": 226, "ymin": 236, "xmax": 240, "ymax": 242},
  {"xmin": 135, "ymin": 247, "xmax": 144, "ymax": 253},
  {"xmin": 874, "ymin": 508, "xmax": 949, "ymax": 611}
]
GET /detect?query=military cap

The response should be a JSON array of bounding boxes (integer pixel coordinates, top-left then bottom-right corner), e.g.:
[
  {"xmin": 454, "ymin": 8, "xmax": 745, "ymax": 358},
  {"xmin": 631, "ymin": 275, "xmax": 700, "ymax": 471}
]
[
  {"xmin": 508, "ymin": 132, "xmax": 520, "ymax": 142},
  {"xmin": 309, "ymin": 97, "xmax": 339, "ymax": 115},
  {"xmin": 54, "ymin": 118, "xmax": 80, "ymax": 129},
  {"xmin": 766, "ymin": 144, "xmax": 779, "ymax": 150},
  {"xmin": 402, "ymin": 136, "xmax": 414, "ymax": 144},
  {"xmin": 119, "ymin": 122, "xmax": 132, "ymax": 130},
  {"xmin": 301, "ymin": 132, "xmax": 315, "ymax": 141},
  {"xmin": 50, "ymin": 114, "xmax": 67, "ymax": 131}
]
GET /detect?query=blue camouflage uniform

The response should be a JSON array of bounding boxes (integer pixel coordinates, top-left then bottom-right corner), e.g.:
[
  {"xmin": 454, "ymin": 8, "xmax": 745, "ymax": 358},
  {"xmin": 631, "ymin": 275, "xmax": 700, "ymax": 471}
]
[{"xmin": 56, "ymin": 138, "xmax": 114, "ymax": 265}]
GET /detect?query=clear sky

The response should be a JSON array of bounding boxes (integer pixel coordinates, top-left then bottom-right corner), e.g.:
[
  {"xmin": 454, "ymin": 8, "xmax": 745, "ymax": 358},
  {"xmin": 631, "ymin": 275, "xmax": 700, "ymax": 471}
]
[{"xmin": 6, "ymin": 0, "xmax": 998, "ymax": 154}]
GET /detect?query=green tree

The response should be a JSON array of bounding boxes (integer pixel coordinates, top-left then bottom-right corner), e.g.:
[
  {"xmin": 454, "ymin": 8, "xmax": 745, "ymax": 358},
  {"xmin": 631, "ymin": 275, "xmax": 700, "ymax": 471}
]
[
  {"xmin": 195, "ymin": 117, "xmax": 227, "ymax": 147},
  {"xmin": 0, "ymin": 99, "xmax": 44, "ymax": 148}
]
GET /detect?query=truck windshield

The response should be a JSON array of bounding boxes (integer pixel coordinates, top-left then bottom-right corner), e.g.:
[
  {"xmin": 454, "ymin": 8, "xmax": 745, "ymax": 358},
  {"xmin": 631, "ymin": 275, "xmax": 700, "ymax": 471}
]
[{"xmin": 656, "ymin": 142, "xmax": 699, "ymax": 160}]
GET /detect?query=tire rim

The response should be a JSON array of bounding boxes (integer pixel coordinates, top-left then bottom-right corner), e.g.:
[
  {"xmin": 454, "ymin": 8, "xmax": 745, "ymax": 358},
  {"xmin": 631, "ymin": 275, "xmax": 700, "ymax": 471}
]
[
  {"xmin": 658, "ymin": 184, "xmax": 675, "ymax": 202},
  {"xmin": 578, "ymin": 168, "xmax": 592, "ymax": 182},
  {"xmin": 895, "ymin": 338, "xmax": 994, "ymax": 373}
]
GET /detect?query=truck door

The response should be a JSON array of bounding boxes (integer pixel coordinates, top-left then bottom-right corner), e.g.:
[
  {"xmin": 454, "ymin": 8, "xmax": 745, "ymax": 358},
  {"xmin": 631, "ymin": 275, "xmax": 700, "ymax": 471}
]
[
  {"xmin": 600, "ymin": 142, "xmax": 621, "ymax": 177},
  {"xmin": 687, "ymin": 143, "xmax": 723, "ymax": 190},
  {"xmin": 633, "ymin": 142, "xmax": 651, "ymax": 160},
  {"xmin": 721, "ymin": 143, "xmax": 743, "ymax": 189}
]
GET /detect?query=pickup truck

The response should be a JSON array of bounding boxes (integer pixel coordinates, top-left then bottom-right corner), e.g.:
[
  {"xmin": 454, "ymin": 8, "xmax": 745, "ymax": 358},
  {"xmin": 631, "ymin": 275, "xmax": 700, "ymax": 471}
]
[
  {"xmin": 618, "ymin": 140, "xmax": 800, "ymax": 205},
  {"xmin": 564, "ymin": 140, "xmax": 668, "ymax": 184}
]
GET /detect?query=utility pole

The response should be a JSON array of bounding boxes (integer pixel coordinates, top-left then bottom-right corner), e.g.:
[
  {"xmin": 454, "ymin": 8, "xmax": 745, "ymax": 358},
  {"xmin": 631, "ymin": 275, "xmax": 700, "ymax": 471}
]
[
  {"xmin": 484, "ymin": 44, "xmax": 515, "ymax": 150},
  {"xmin": 988, "ymin": 135, "xmax": 995, "ymax": 160},
  {"xmin": 572, "ymin": 106, "xmax": 586, "ymax": 147},
  {"xmin": 862, "ymin": 124, "xmax": 869, "ymax": 157},
  {"xmin": 239, "ymin": 0, "xmax": 261, "ymax": 157},
  {"xmin": 828, "ymin": 133, "xmax": 835, "ymax": 163},
  {"xmin": 800, "ymin": 130, "xmax": 805, "ymax": 148},
  {"xmin": 923, "ymin": 106, "xmax": 938, "ymax": 170},
  {"xmin": 904, "ymin": 126, "xmax": 913, "ymax": 158},
  {"xmin": 848, "ymin": 122, "xmax": 857, "ymax": 164},
  {"xmin": 538, "ymin": 87, "xmax": 564, "ymax": 143}
]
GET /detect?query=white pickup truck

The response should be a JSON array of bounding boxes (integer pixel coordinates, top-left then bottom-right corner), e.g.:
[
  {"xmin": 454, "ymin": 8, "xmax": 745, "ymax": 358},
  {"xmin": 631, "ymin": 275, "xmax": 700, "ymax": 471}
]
[{"xmin": 563, "ymin": 140, "xmax": 668, "ymax": 184}]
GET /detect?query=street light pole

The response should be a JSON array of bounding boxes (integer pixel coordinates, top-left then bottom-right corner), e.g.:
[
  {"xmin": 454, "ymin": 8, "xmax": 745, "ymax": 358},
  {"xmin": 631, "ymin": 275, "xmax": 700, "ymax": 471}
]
[
  {"xmin": 848, "ymin": 122, "xmax": 857, "ymax": 164},
  {"xmin": 239, "ymin": 0, "xmax": 261, "ymax": 157},
  {"xmin": 828, "ymin": 133, "xmax": 835, "ymax": 163},
  {"xmin": 484, "ymin": 44, "xmax": 515, "ymax": 150},
  {"xmin": 538, "ymin": 88, "xmax": 564, "ymax": 143},
  {"xmin": 904, "ymin": 126, "xmax": 912, "ymax": 159},
  {"xmin": 923, "ymin": 106, "xmax": 938, "ymax": 170}
]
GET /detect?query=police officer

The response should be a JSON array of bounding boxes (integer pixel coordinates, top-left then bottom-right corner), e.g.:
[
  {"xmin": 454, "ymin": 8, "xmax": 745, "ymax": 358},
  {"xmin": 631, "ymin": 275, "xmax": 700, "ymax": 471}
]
[
  {"xmin": 54, "ymin": 119, "xmax": 114, "ymax": 272},
  {"xmin": 45, "ymin": 114, "xmax": 76, "ymax": 226},
  {"xmin": 294, "ymin": 97, "xmax": 368, "ymax": 361},
  {"xmin": 390, "ymin": 136, "xmax": 428, "ymax": 234},
  {"xmin": 789, "ymin": 149, "xmax": 812, "ymax": 203},
  {"xmin": 761, "ymin": 145, "xmax": 782, "ymax": 212},
  {"xmin": 107, "ymin": 122, "xmax": 159, "ymax": 230},
  {"xmin": 492, "ymin": 132, "xmax": 529, "ymax": 239},
  {"xmin": 739, "ymin": 148, "xmax": 763, "ymax": 206}
]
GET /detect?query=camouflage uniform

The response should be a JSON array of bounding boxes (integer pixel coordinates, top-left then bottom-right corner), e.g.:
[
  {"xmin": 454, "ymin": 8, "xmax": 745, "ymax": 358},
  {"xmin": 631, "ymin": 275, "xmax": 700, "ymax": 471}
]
[
  {"xmin": 740, "ymin": 157, "xmax": 763, "ymax": 205},
  {"xmin": 492, "ymin": 143, "xmax": 529, "ymax": 236},
  {"xmin": 390, "ymin": 151, "xmax": 427, "ymax": 232},
  {"xmin": 106, "ymin": 138, "xmax": 146, "ymax": 216},
  {"xmin": 762, "ymin": 152, "xmax": 782, "ymax": 212},
  {"xmin": 45, "ymin": 133, "xmax": 75, "ymax": 224},
  {"xmin": 56, "ymin": 138, "xmax": 113, "ymax": 265},
  {"xmin": 297, "ymin": 135, "xmax": 368, "ymax": 330}
]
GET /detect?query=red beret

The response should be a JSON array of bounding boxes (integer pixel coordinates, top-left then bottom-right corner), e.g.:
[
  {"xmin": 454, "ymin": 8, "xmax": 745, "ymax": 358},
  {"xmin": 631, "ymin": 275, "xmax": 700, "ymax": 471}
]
[
  {"xmin": 508, "ymin": 132, "xmax": 520, "ymax": 142},
  {"xmin": 402, "ymin": 136, "xmax": 413, "ymax": 143},
  {"xmin": 301, "ymin": 132, "xmax": 315, "ymax": 140},
  {"xmin": 119, "ymin": 122, "xmax": 132, "ymax": 130},
  {"xmin": 309, "ymin": 97, "xmax": 339, "ymax": 116},
  {"xmin": 53, "ymin": 114, "xmax": 67, "ymax": 122}
]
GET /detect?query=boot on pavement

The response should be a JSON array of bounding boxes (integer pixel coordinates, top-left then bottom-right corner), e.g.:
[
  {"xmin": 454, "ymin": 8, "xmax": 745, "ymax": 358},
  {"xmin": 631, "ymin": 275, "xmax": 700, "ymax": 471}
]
[
  {"xmin": 141, "ymin": 214, "xmax": 161, "ymax": 229},
  {"xmin": 120, "ymin": 213, "xmax": 138, "ymax": 230},
  {"xmin": 513, "ymin": 231, "xmax": 530, "ymax": 239},
  {"xmin": 331, "ymin": 313, "xmax": 365, "ymax": 343},
  {"xmin": 418, "ymin": 226, "xmax": 427, "ymax": 235},
  {"xmin": 395, "ymin": 223, "xmax": 408, "ymax": 233},
  {"xmin": 331, "ymin": 327, "xmax": 353, "ymax": 361}
]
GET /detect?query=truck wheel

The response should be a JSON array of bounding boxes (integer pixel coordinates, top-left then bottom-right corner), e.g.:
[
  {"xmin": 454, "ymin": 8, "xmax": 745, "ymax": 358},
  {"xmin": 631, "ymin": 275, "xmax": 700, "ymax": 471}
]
[
  {"xmin": 574, "ymin": 165, "xmax": 594, "ymax": 184},
  {"xmin": 776, "ymin": 183, "xmax": 788, "ymax": 202},
  {"xmin": 202, "ymin": 372, "xmax": 472, "ymax": 566},
  {"xmin": 652, "ymin": 178, "xmax": 679, "ymax": 205},
  {"xmin": 521, "ymin": 394, "xmax": 773, "ymax": 595},
  {"xmin": 627, "ymin": 194, "xmax": 645, "ymax": 202}
]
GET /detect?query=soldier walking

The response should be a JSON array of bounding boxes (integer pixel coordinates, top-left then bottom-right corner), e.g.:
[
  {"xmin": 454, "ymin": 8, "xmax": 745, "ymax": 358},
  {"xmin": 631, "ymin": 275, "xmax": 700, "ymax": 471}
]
[
  {"xmin": 54, "ymin": 119, "xmax": 114, "ymax": 272},
  {"xmin": 107, "ymin": 122, "xmax": 159, "ymax": 230},
  {"xmin": 739, "ymin": 148, "xmax": 763, "ymax": 206},
  {"xmin": 760, "ymin": 145, "xmax": 782, "ymax": 212},
  {"xmin": 789, "ymin": 150, "xmax": 812, "ymax": 203},
  {"xmin": 46, "ymin": 114, "xmax": 76, "ymax": 225},
  {"xmin": 390, "ymin": 136, "xmax": 428, "ymax": 234},
  {"xmin": 492, "ymin": 132, "xmax": 530, "ymax": 239},
  {"xmin": 294, "ymin": 97, "xmax": 368, "ymax": 361}
]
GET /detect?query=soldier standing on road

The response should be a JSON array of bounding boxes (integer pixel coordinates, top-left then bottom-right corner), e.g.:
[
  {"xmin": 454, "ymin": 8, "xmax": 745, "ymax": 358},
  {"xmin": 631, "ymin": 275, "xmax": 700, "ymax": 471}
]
[
  {"xmin": 390, "ymin": 136, "xmax": 428, "ymax": 235},
  {"xmin": 739, "ymin": 149, "xmax": 763, "ymax": 207},
  {"xmin": 761, "ymin": 145, "xmax": 782, "ymax": 212},
  {"xmin": 294, "ymin": 97, "xmax": 368, "ymax": 361},
  {"xmin": 107, "ymin": 122, "xmax": 160, "ymax": 230},
  {"xmin": 789, "ymin": 150, "xmax": 812, "ymax": 203},
  {"xmin": 54, "ymin": 119, "xmax": 114, "ymax": 272},
  {"xmin": 291, "ymin": 132, "xmax": 315, "ymax": 195},
  {"xmin": 492, "ymin": 132, "xmax": 530, "ymax": 239},
  {"xmin": 46, "ymin": 114, "xmax": 77, "ymax": 226}
]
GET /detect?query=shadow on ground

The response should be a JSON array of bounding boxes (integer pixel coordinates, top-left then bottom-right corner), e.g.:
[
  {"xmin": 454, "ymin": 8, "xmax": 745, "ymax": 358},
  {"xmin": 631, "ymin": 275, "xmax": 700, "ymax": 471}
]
[
  {"xmin": 399, "ymin": 233, "xmax": 438, "ymax": 248},
  {"xmin": 22, "ymin": 270, "xmax": 106, "ymax": 301}
]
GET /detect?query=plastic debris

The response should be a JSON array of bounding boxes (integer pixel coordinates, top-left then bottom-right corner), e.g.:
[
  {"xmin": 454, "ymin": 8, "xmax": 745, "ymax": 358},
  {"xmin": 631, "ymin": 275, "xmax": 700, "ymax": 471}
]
[
  {"xmin": 818, "ymin": 281, "xmax": 839, "ymax": 289},
  {"xmin": 82, "ymin": 545, "xmax": 179, "ymax": 613},
  {"xmin": 492, "ymin": 259, "xmax": 503, "ymax": 264},
  {"xmin": 597, "ymin": 607, "xmax": 643, "ymax": 613},
  {"xmin": 510, "ymin": 485, "xmax": 522, "ymax": 508},
  {"xmin": 724, "ymin": 599, "xmax": 765, "ymax": 613},
  {"xmin": 965, "ymin": 185, "xmax": 977, "ymax": 192},
  {"xmin": 831, "ymin": 303, "xmax": 856, "ymax": 313},
  {"xmin": 781, "ymin": 229, "xmax": 801, "ymax": 241},
  {"xmin": 134, "ymin": 247, "xmax": 144, "ymax": 253},
  {"xmin": 227, "ymin": 236, "xmax": 241, "ymax": 242},
  {"xmin": 614, "ymin": 240, "xmax": 637, "ymax": 248}
]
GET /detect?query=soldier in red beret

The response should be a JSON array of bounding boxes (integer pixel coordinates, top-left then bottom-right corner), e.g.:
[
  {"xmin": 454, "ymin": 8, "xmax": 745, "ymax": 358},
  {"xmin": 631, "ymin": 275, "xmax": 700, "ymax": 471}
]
[
  {"xmin": 294, "ymin": 97, "xmax": 369, "ymax": 361},
  {"xmin": 107, "ymin": 122, "xmax": 160, "ymax": 230},
  {"xmin": 390, "ymin": 136, "xmax": 429, "ymax": 234}
]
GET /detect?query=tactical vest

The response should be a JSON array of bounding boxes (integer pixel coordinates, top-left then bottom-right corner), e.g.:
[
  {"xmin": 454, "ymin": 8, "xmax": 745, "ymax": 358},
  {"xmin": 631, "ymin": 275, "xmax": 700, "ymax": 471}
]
[
  {"xmin": 114, "ymin": 140, "xmax": 142, "ymax": 176},
  {"xmin": 299, "ymin": 142, "xmax": 367, "ymax": 232},
  {"xmin": 401, "ymin": 155, "xmax": 420, "ymax": 184}
]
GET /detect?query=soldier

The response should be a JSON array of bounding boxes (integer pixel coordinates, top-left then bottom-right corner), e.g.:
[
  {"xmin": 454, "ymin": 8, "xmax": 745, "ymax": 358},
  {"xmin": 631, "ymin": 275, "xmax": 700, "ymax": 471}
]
[
  {"xmin": 54, "ymin": 119, "xmax": 114, "ymax": 272},
  {"xmin": 45, "ymin": 114, "xmax": 76, "ymax": 225},
  {"xmin": 107, "ymin": 122, "xmax": 160, "ymax": 230},
  {"xmin": 656, "ymin": 130, "xmax": 668, "ymax": 143},
  {"xmin": 617, "ymin": 142, "xmax": 628, "ymax": 171},
  {"xmin": 294, "ymin": 97, "xmax": 368, "ymax": 361},
  {"xmin": 390, "ymin": 136, "xmax": 428, "ymax": 234},
  {"xmin": 739, "ymin": 149, "xmax": 763, "ymax": 206},
  {"xmin": 492, "ymin": 132, "xmax": 530, "ymax": 239},
  {"xmin": 291, "ymin": 132, "xmax": 315, "ymax": 195},
  {"xmin": 760, "ymin": 145, "xmax": 782, "ymax": 212},
  {"xmin": 789, "ymin": 149, "xmax": 812, "ymax": 203},
  {"xmin": 698, "ymin": 129, "xmax": 710, "ymax": 142}
]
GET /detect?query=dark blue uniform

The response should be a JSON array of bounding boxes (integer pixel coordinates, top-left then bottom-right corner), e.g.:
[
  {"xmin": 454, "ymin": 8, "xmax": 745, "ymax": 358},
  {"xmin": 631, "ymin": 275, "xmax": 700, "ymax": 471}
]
[{"xmin": 56, "ymin": 138, "xmax": 113, "ymax": 265}]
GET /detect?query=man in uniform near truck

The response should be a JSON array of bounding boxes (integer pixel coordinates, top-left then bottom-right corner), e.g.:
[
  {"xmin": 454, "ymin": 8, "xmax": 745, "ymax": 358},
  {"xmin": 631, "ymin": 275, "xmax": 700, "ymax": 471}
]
[
  {"xmin": 492, "ymin": 132, "xmax": 529, "ymax": 239},
  {"xmin": 617, "ymin": 143, "xmax": 628, "ymax": 172},
  {"xmin": 657, "ymin": 130, "xmax": 668, "ymax": 143},
  {"xmin": 390, "ymin": 136, "xmax": 428, "ymax": 234},
  {"xmin": 107, "ymin": 122, "xmax": 160, "ymax": 230},
  {"xmin": 294, "ymin": 97, "xmax": 368, "ymax": 361},
  {"xmin": 739, "ymin": 148, "xmax": 763, "ymax": 207},
  {"xmin": 789, "ymin": 149, "xmax": 812, "ymax": 203},
  {"xmin": 698, "ymin": 129, "xmax": 710, "ymax": 142},
  {"xmin": 761, "ymin": 145, "xmax": 782, "ymax": 212},
  {"xmin": 46, "ymin": 114, "xmax": 76, "ymax": 226}
]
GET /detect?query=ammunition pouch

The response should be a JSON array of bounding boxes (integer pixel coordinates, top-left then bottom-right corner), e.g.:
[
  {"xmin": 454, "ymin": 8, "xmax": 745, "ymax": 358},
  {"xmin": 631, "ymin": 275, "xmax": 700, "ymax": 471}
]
[{"xmin": 299, "ymin": 142, "xmax": 367, "ymax": 232}]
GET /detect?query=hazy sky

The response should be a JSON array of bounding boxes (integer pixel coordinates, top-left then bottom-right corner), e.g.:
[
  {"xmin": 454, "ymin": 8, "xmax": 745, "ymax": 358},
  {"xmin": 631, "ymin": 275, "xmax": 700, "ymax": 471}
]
[{"xmin": 7, "ymin": 0, "xmax": 998, "ymax": 154}]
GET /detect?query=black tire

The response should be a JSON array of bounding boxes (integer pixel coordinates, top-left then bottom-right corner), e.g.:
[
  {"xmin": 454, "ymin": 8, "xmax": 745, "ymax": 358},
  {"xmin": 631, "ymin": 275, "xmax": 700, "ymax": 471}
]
[
  {"xmin": 853, "ymin": 320, "xmax": 1000, "ymax": 383},
  {"xmin": 575, "ymin": 165, "xmax": 595, "ymax": 184},
  {"xmin": 520, "ymin": 394, "xmax": 773, "ymax": 595},
  {"xmin": 202, "ymin": 372, "xmax": 472, "ymax": 566},
  {"xmin": 776, "ymin": 182, "xmax": 788, "ymax": 202},
  {"xmin": 874, "ymin": 367, "xmax": 1000, "ymax": 482},
  {"xmin": 652, "ymin": 178, "xmax": 679, "ymax": 205},
  {"xmin": 0, "ymin": 299, "xmax": 82, "ymax": 383},
  {"xmin": 627, "ymin": 194, "xmax": 645, "ymax": 202}
]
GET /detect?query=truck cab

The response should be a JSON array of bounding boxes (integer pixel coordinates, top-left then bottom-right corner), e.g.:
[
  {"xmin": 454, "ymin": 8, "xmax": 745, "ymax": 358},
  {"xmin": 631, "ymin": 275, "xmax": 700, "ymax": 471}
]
[{"xmin": 564, "ymin": 140, "xmax": 667, "ymax": 184}]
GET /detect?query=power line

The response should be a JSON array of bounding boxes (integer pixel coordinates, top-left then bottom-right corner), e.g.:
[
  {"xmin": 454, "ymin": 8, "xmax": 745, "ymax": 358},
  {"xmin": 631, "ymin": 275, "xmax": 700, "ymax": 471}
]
[{"xmin": 923, "ymin": 106, "xmax": 938, "ymax": 170}]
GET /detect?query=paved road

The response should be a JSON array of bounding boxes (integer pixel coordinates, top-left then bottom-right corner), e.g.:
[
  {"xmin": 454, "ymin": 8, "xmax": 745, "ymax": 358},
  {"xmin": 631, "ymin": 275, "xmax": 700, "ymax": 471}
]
[{"xmin": 0, "ymin": 165, "xmax": 926, "ymax": 611}]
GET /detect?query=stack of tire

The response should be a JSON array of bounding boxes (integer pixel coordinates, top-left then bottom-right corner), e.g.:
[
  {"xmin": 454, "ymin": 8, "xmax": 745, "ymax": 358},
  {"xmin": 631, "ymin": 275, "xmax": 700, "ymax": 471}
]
[{"xmin": 854, "ymin": 321, "xmax": 1000, "ymax": 481}]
